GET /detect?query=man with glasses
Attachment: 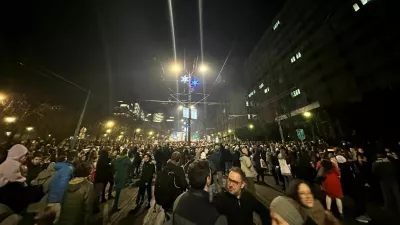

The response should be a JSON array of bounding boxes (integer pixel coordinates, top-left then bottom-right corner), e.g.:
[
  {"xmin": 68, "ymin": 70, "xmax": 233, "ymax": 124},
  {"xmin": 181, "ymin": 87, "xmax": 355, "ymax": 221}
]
[{"xmin": 213, "ymin": 167, "xmax": 270, "ymax": 225}]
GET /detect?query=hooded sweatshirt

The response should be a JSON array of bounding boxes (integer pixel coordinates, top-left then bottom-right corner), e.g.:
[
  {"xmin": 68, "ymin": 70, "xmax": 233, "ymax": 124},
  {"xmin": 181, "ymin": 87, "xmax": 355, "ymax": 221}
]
[{"xmin": 0, "ymin": 144, "xmax": 28, "ymax": 187}]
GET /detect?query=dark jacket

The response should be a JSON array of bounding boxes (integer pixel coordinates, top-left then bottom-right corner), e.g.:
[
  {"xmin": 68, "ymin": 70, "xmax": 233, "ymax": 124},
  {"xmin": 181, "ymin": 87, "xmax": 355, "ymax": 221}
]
[
  {"xmin": 139, "ymin": 161, "xmax": 155, "ymax": 185},
  {"xmin": 166, "ymin": 160, "xmax": 188, "ymax": 192},
  {"xmin": 232, "ymin": 151, "xmax": 241, "ymax": 167},
  {"xmin": 112, "ymin": 156, "xmax": 132, "ymax": 189},
  {"xmin": 57, "ymin": 178, "xmax": 93, "ymax": 225},
  {"xmin": 221, "ymin": 146, "xmax": 232, "ymax": 163},
  {"xmin": 95, "ymin": 150, "xmax": 113, "ymax": 183},
  {"xmin": 26, "ymin": 163, "xmax": 42, "ymax": 185},
  {"xmin": 48, "ymin": 162, "xmax": 73, "ymax": 203},
  {"xmin": 372, "ymin": 158, "xmax": 397, "ymax": 181},
  {"xmin": 213, "ymin": 190, "xmax": 271, "ymax": 225},
  {"xmin": 173, "ymin": 189, "xmax": 228, "ymax": 225},
  {"xmin": 209, "ymin": 151, "xmax": 223, "ymax": 172}
]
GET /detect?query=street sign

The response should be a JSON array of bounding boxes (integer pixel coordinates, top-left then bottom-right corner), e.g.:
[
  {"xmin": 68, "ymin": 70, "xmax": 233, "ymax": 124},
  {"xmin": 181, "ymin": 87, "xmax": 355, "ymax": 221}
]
[{"xmin": 296, "ymin": 129, "xmax": 305, "ymax": 140}]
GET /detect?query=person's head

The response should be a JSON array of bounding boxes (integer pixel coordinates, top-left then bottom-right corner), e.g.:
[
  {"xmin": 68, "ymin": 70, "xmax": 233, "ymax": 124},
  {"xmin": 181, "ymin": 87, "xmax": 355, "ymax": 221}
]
[
  {"xmin": 227, "ymin": 167, "xmax": 246, "ymax": 198},
  {"xmin": 188, "ymin": 160, "xmax": 211, "ymax": 191},
  {"xmin": 32, "ymin": 152, "xmax": 43, "ymax": 165},
  {"xmin": 286, "ymin": 179, "xmax": 314, "ymax": 208},
  {"xmin": 73, "ymin": 161, "xmax": 90, "ymax": 178},
  {"xmin": 270, "ymin": 196, "xmax": 305, "ymax": 225},
  {"xmin": 66, "ymin": 151, "xmax": 78, "ymax": 163},
  {"xmin": 8, "ymin": 144, "xmax": 28, "ymax": 164},
  {"xmin": 143, "ymin": 153, "xmax": 151, "ymax": 162},
  {"xmin": 241, "ymin": 148, "xmax": 249, "ymax": 156},
  {"xmin": 170, "ymin": 151, "xmax": 181, "ymax": 164}
]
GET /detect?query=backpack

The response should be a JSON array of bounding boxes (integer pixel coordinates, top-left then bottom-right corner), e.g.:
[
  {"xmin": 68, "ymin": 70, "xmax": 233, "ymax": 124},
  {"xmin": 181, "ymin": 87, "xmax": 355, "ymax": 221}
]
[{"xmin": 154, "ymin": 166, "xmax": 180, "ymax": 208}]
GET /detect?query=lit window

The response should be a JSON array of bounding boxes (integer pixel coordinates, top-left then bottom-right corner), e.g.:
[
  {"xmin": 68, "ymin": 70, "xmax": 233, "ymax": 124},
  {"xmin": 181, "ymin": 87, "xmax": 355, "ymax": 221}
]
[
  {"xmin": 353, "ymin": 3, "xmax": 360, "ymax": 11},
  {"xmin": 290, "ymin": 56, "xmax": 296, "ymax": 63},
  {"xmin": 247, "ymin": 114, "xmax": 251, "ymax": 120},
  {"xmin": 246, "ymin": 101, "xmax": 249, "ymax": 107},
  {"xmin": 264, "ymin": 87, "xmax": 270, "ymax": 93},
  {"xmin": 296, "ymin": 52, "xmax": 302, "ymax": 59},
  {"xmin": 248, "ymin": 90, "xmax": 256, "ymax": 98},
  {"xmin": 259, "ymin": 83, "xmax": 264, "ymax": 89},
  {"xmin": 273, "ymin": 20, "xmax": 280, "ymax": 30},
  {"xmin": 291, "ymin": 89, "xmax": 301, "ymax": 98},
  {"xmin": 360, "ymin": 0, "xmax": 368, "ymax": 5}
]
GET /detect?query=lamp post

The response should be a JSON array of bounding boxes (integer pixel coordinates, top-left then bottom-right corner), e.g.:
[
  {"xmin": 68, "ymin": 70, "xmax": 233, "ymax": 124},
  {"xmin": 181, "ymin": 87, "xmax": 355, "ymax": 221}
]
[{"xmin": 303, "ymin": 111, "xmax": 315, "ymax": 141}]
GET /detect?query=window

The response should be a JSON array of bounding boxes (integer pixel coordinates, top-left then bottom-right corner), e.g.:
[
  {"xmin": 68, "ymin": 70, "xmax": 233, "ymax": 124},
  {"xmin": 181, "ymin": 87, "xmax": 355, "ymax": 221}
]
[
  {"xmin": 259, "ymin": 83, "xmax": 264, "ymax": 89},
  {"xmin": 246, "ymin": 101, "xmax": 249, "ymax": 107},
  {"xmin": 273, "ymin": 20, "xmax": 280, "ymax": 30},
  {"xmin": 247, "ymin": 114, "xmax": 251, "ymax": 120},
  {"xmin": 248, "ymin": 90, "xmax": 256, "ymax": 98},
  {"xmin": 296, "ymin": 52, "xmax": 302, "ymax": 59},
  {"xmin": 353, "ymin": 3, "xmax": 360, "ymax": 11},
  {"xmin": 264, "ymin": 87, "xmax": 270, "ymax": 93},
  {"xmin": 360, "ymin": 0, "xmax": 368, "ymax": 5},
  {"xmin": 290, "ymin": 56, "xmax": 296, "ymax": 63},
  {"xmin": 291, "ymin": 89, "xmax": 301, "ymax": 98}
]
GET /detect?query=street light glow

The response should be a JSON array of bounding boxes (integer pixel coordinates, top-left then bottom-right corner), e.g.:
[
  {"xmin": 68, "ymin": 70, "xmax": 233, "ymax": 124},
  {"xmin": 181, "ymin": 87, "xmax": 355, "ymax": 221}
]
[
  {"xmin": 4, "ymin": 116, "xmax": 16, "ymax": 124},
  {"xmin": 106, "ymin": 121, "xmax": 115, "ymax": 128},
  {"xmin": 249, "ymin": 124, "xmax": 254, "ymax": 129},
  {"xmin": 190, "ymin": 105, "xmax": 195, "ymax": 109},
  {"xmin": 106, "ymin": 129, "xmax": 112, "ymax": 133},
  {"xmin": 228, "ymin": 129, "xmax": 232, "ymax": 133},
  {"xmin": 5, "ymin": 132, "xmax": 12, "ymax": 137},
  {"xmin": 178, "ymin": 105, "xmax": 183, "ymax": 110},
  {"xmin": 149, "ymin": 131, "xmax": 154, "ymax": 136},
  {"xmin": 0, "ymin": 93, "xmax": 6, "ymax": 101},
  {"xmin": 26, "ymin": 127, "xmax": 34, "ymax": 132},
  {"xmin": 303, "ymin": 111, "xmax": 312, "ymax": 118},
  {"xmin": 199, "ymin": 64, "xmax": 208, "ymax": 73},
  {"xmin": 136, "ymin": 128, "xmax": 141, "ymax": 133},
  {"xmin": 171, "ymin": 64, "xmax": 181, "ymax": 73}
]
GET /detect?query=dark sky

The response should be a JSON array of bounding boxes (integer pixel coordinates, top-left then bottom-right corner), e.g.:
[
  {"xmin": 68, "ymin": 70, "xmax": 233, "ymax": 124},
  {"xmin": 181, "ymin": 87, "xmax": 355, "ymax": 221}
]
[{"xmin": 1, "ymin": 0, "xmax": 285, "ymax": 118}]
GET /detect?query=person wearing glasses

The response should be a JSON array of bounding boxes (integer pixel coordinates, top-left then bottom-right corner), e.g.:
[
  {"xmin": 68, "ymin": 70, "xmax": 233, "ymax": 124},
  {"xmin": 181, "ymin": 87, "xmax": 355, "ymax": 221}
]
[{"xmin": 213, "ymin": 167, "xmax": 270, "ymax": 225}]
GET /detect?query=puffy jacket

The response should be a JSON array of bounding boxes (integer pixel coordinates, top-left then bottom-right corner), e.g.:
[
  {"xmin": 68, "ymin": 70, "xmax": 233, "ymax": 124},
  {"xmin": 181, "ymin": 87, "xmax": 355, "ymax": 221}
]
[
  {"xmin": 240, "ymin": 155, "xmax": 257, "ymax": 178},
  {"xmin": 47, "ymin": 162, "xmax": 73, "ymax": 203},
  {"xmin": 57, "ymin": 178, "xmax": 93, "ymax": 225}
]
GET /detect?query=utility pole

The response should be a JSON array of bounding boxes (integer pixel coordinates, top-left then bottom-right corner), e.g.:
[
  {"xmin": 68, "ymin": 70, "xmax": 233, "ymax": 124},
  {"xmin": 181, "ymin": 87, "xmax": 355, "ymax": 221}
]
[{"xmin": 71, "ymin": 90, "xmax": 91, "ymax": 149}]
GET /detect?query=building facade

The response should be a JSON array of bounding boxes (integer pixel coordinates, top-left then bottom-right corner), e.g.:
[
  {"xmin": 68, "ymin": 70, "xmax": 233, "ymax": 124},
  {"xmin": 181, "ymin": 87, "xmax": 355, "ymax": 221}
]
[{"xmin": 245, "ymin": 0, "xmax": 399, "ymax": 142}]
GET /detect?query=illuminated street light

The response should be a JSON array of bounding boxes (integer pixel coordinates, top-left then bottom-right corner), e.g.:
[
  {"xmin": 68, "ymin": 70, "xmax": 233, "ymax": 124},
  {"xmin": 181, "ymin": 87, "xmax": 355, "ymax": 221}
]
[
  {"xmin": 136, "ymin": 128, "xmax": 141, "ymax": 133},
  {"xmin": 248, "ymin": 124, "xmax": 254, "ymax": 129},
  {"xmin": 0, "ymin": 93, "xmax": 6, "ymax": 101},
  {"xmin": 190, "ymin": 105, "xmax": 195, "ymax": 109},
  {"xmin": 4, "ymin": 116, "xmax": 16, "ymax": 124},
  {"xmin": 5, "ymin": 132, "xmax": 12, "ymax": 137},
  {"xmin": 106, "ymin": 129, "xmax": 112, "ymax": 133},
  {"xmin": 103, "ymin": 134, "xmax": 107, "ymax": 137},
  {"xmin": 228, "ymin": 129, "xmax": 232, "ymax": 133},
  {"xmin": 120, "ymin": 132, "xmax": 124, "ymax": 135},
  {"xmin": 106, "ymin": 121, "xmax": 115, "ymax": 128},
  {"xmin": 48, "ymin": 134, "xmax": 52, "ymax": 137},
  {"xmin": 26, "ymin": 127, "xmax": 34, "ymax": 132},
  {"xmin": 199, "ymin": 64, "xmax": 208, "ymax": 73},
  {"xmin": 211, "ymin": 134, "xmax": 214, "ymax": 136},
  {"xmin": 171, "ymin": 64, "xmax": 182, "ymax": 73},
  {"xmin": 303, "ymin": 111, "xmax": 312, "ymax": 118},
  {"xmin": 178, "ymin": 105, "xmax": 183, "ymax": 110},
  {"xmin": 149, "ymin": 131, "xmax": 154, "ymax": 136},
  {"xmin": 180, "ymin": 119, "xmax": 184, "ymax": 122}
]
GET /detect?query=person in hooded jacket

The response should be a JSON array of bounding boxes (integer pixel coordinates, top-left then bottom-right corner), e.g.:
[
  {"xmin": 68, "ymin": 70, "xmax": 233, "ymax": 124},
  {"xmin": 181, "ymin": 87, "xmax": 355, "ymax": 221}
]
[
  {"xmin": 239, "ymin": 148, "xmax": 257, "ymax": 195},
  {"xmin": 0, "ymin": 144, "xmax": 33, "ymax": 213},
  {"xmin": 94, "ymin": 148, "xmax": 114, "ymax": 203},
  {"xmin": 111, "ymin": 149, "xmax": 132, "ymax": 212},
  {"xmin": 51, "ymin": 161, "xmax": 94, "ymax": 225},
  {"xmin": 31, "ymin": 162, "xmax": 56, "ymax": 194}
]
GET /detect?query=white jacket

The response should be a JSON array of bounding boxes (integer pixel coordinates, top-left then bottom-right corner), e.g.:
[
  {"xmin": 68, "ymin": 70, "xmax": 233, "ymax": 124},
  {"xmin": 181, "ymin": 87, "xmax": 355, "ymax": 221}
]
[
  {"xmin": 278, "ymin": 154, "xmax": 291, "ymax": 176},
  {"xmin": 240, "ymin": 155, "xmax": 257, "ymax": 178}
]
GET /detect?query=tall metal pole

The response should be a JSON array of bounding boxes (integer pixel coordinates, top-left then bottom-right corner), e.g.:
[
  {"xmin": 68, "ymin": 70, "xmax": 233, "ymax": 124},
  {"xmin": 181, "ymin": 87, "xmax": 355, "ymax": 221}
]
[
  {"xmin": 71, "ymin": 90, "xmax": 91, "ymax": 149},
  {"xmin": 188, "ymin": 76, "xmax": 192, "ymax": 145}
]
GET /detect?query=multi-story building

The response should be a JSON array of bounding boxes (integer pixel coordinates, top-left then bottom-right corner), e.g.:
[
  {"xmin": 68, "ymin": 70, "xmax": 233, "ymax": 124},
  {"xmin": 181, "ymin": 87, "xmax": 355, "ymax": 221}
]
[{"xmin": 245, "ymin": 0, "xmax": 399, "ymax": 142}]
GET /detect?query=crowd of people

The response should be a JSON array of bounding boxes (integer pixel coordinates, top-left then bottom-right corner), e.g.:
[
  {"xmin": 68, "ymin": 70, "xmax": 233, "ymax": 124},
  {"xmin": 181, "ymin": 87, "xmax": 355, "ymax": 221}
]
[{"xmin": 0, "ymin": 137, "xmax": 399, "ymax": 225}]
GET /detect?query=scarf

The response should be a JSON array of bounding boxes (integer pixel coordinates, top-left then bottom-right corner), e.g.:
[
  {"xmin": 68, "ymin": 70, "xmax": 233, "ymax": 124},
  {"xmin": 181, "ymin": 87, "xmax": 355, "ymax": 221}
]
[{"xmin": 0, "ymin": 144, "xmax": 28, "ymax": 187}]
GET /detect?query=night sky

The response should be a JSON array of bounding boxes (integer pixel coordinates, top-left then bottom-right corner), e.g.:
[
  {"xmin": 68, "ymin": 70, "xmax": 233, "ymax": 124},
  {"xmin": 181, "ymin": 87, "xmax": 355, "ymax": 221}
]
[{"xmin": 1, "ymin": 0, "xmax": 285, "ymax": 119}]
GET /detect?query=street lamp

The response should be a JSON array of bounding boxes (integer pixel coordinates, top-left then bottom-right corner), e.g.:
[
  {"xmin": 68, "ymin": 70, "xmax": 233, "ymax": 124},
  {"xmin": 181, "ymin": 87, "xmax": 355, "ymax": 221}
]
[
  {"xmin": 199, "ymin": 64, "xmax": 208, "ymax": 73},
  {"xmin": 5, "ymin": 131, "xmax": 12, "ymax": 137},
  {"xmin": 178, "ymin": 105, "xmax": 183, "ymax": 110},
  {"xmin": 228, "ymin": 129, "xmax": 232, "ymax": 133},
  {"xmin": 136, "ymin": 128, "xmax": 141, "ymax": 133},
  {"xmin": 106, "ymin": 120, "xmax": 115, "ymax": 128},
  {"xmin": 106, "ymin": 129, "xmax": 112, "ymax": 133},
  {"xmin": 303, "ymin": 112, "xmax": 312, "ymax": 118},
  {"xmin": 171, "ymin": 64, "xmax": 182, "ymax": 73},
  {"xmin": 248, "ymin": 124, "xmax": 254, "ymax": 129},
  {"xmin": 26, "ymin": 127, "xmax": 34, "ymax": 132},
  {"xmin": 149, "ymin": 131, "xmax": 154, "ymax": 136},
  {"xmin": 190, "ymin": 105, "xmax": 195, "ymax": 109},
  {"xmin": 4, "ymin": 116, "xmax": 16, "ymax": 124}
]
